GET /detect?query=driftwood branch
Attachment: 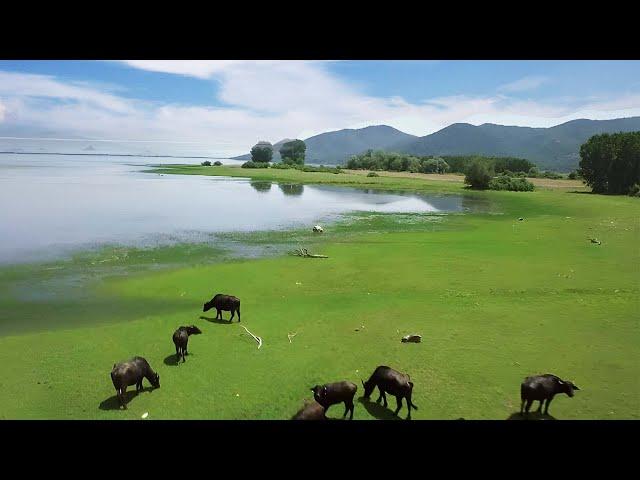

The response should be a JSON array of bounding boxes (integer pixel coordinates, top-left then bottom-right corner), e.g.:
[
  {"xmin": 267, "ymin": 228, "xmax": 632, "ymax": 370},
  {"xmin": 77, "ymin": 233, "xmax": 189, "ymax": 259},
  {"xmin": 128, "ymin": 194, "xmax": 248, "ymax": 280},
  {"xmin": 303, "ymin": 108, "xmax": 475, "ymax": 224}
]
[
  {"xmin": 240, "ymin": 325, "xmax": 263, "ymax": 349},
  {"xmin": 288, "ymin": 332, "xmax": 298, "ymax": 343},
  {"xmin": 291, "ymin": 248, "xmax": 328, "ymax": 258}
]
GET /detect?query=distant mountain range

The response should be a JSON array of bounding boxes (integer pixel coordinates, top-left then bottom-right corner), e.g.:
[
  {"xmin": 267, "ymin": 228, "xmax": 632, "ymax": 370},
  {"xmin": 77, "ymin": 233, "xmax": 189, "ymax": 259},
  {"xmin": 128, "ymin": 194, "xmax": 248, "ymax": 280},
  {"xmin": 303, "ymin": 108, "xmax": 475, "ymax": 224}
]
[{"xmin": 233, "ymin": 117, "xmax": 640, "ymax": 171}]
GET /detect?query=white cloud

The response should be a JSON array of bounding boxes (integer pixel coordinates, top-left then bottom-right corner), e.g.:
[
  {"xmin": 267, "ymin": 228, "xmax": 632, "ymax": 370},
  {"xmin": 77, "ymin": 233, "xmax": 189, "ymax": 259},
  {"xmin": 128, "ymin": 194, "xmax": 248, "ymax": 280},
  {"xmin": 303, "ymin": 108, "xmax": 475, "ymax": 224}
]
[
  {"xmin": 0, "ymin": 64, "xmax": 639, "ymax": 157},
  {"xmin": 0, "ymin": 71, "xmax": 133, "ymax": 113},
  {"xmin": 498, "ymin": 75, "xmax": 549, "ymax": 93},
  {"xmin": 120, "ymin": 60, "xmax": 247, "ymax": 79}
]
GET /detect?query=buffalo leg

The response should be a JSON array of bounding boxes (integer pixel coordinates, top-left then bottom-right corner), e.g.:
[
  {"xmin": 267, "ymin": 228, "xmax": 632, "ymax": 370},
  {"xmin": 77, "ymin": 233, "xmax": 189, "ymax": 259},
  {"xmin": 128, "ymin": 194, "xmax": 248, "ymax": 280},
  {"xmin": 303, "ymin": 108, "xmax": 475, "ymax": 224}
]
[
  {"xmin": 349, "ymin": 402, "xmax": 354, "ymax": 420},
  {"xmin": 120, "ymin": 387, "xmax": 128, "ymax": 409},
  {"xmin": 525, "ymin": 399, "xmax": 533, "ymax": 414},
  {"xmin": 544, "ymin": 398, "xmax": 553, "ymax": 415},
  {"xmin": 176, "ymin": 346, "xmax": 180, "ymax": 360},
  {"xmin": 229, "ymin": 310, "xmax": 235, "ymax": 322},
  {"xmin": 379, "ymin": 389, "xmax": 388, "ymax": 407},
  {"xmin": 520, "ymin": 398, "xmax": 525, "ymax": 414},
  {"xmin": 537, "ymin": 400, "xmax": 544, "ymax": 413},
  {"xmin": 394, "ymin": 396, "xmax": 403, "ymax": 416},
  {"xmin": 237, "ymin": 307, "xmax": 240, "ymax": 322},
  {"xmin": 343, "ymin": 403, "xmax": 349, "ymax": 418},
  {"xmin": 216, "ymin": 309, "xmax": 221, "ymax": 320}
]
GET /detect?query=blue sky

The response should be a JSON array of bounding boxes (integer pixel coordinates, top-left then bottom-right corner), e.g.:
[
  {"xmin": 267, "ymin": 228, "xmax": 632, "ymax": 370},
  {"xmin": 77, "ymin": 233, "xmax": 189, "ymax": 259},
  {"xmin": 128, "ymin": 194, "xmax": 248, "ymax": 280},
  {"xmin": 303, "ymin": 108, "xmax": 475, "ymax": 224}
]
[{"xmin": 0, "ymin": 60, "xmax": 638, "ymax": 156}]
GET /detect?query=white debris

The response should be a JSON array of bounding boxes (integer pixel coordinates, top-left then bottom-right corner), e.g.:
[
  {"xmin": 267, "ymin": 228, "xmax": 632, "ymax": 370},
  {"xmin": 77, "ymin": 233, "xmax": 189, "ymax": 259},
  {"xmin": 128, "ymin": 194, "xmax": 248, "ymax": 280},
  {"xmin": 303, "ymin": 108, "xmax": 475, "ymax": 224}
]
[
  {"xmin": 312, "ymin": 225, "xmax": 324, "ymax": 233},
  {"xmin": 141, "ymin": 412, "xmax": 149, "ymax": 419}
]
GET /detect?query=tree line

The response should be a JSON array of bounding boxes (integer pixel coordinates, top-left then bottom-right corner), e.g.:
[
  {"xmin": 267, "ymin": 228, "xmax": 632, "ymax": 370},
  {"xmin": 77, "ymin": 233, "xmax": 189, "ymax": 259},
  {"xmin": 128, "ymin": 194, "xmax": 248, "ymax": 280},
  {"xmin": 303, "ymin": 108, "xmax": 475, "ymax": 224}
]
[{"xmin": 346, "ymin": 150, "xmax": 538, "ymax": 176}]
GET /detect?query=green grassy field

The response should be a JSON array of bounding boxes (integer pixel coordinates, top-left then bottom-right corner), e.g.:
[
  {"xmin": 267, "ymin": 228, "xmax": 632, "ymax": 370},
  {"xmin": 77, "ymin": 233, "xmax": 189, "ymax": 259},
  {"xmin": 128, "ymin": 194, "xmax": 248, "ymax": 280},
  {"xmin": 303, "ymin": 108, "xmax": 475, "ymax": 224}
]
[{"xmin": 0, "ymin": 166, "xmax": 637, "ymax": 420}]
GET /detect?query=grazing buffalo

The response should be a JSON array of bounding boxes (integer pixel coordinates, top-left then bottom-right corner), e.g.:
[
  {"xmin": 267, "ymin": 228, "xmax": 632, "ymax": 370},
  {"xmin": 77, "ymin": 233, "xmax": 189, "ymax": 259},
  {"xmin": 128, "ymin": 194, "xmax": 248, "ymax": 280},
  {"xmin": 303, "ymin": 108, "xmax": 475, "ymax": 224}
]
[
  {"xmin": 520, "ymin": 374, "xmax": 580, "ymax": 416},
  {"xmin": 291, "ymin": 400, "xmax": 327, "ymax": 420},
  {"xmin": 203, "ymin": 293, "xmax": 241, "ymax": 322},
  {"xmin": 311, "ymin": 381, "xmax": 357, "ymax": 420},
  {"xmin": 172, "ymin": 325, "xmax": 203, "ymax": 363},
  {"xmin": 362, "ymin": 365, "xmax": 418, "ymax": 419},
  {"xmin": 110, "ymin": 356, "xmax": 160, "ymax": 409}
]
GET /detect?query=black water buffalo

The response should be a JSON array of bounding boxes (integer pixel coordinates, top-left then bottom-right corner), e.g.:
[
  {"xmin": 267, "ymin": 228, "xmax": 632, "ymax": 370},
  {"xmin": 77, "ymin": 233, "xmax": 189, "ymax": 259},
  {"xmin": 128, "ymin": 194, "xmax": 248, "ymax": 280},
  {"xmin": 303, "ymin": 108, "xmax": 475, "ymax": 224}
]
[
  {"xmin": 172, "ymin": 325, "xmax": 203, "ymax": 363},
  {"xmin": 110, "ymin": 356, "xmax": 160, "ymax": 409},
  {"xmin": 203, "ymin": 293, "xmax": 241, "ymax": 322},
  {"xmin": 311, "ymin": 381, "xmax": 357, "ymax": 420},
  {"xmin": 291, "ymin": 400, "xmax": 327, "ymax": 420},
  {"xmin": 520, "ymin": 374, "xmax": 580, "ymax": 416},
  {"xmin": 362, "ymin": 365, "xmax": 418, "ymax": 419}
]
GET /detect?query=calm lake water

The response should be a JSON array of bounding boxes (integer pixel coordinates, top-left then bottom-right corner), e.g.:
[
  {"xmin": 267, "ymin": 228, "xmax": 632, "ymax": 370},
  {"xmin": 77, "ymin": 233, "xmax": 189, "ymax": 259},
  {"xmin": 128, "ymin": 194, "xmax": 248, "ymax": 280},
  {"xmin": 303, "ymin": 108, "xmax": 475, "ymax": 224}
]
[{"xmin": 0, "ymin": 154, "xmax": 479, "ymax": 265}]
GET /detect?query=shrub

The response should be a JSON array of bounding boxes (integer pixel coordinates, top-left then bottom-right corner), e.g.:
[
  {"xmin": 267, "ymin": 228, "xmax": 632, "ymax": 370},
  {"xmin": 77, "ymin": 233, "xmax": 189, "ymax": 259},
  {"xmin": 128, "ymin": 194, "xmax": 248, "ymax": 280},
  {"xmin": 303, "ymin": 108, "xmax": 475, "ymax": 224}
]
[
  {"xmin": 241, "ymin": 161, "xmax": 270, "ymax": 169},
  {"xmin": 629, "ymin": 183, "xmax": 640, "ymax": 197},
  {"xmin": 271, "ymin": 163, "xmax": 293, "ymax": 169},
  {"xmin": 299, "ymin": 165, "xmax": 342, "ymax": 173},
  {"xmin": 541, "ymin": 171, "xmax": 563, "ymax": 180},
  {"xmin": 201, "ymin": 160, "xmax": 212, "ymax": 166},
  {"xmin": 488, "ymin": 176, "xmax": 535, "ymax": 192},
  {"xmin": 464, "ymin": 160, "xmax": 493, "ymax": 189},
  {"xmin": 214, "ymin": 161, "xmax": 222, "ymax": 166},
  {"xmin": 367, "ymin": 171, "xmax": 379, "ymax": 177}
]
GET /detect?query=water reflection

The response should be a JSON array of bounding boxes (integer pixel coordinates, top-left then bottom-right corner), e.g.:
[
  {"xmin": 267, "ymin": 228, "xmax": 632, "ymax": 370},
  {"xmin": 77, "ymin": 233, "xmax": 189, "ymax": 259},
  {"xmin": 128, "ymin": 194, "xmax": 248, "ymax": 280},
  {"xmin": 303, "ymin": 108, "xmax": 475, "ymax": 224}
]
[
  {"xmin": 279, "ymin": 183, "xmax": 304, "ymax": 196},
  {"xmin": 250, "ymin": 181, "xmax": 272, "ymax": 193},
  {"xmin": 0, "ymin": 155, "xmax": 491, "ymax": 264}
]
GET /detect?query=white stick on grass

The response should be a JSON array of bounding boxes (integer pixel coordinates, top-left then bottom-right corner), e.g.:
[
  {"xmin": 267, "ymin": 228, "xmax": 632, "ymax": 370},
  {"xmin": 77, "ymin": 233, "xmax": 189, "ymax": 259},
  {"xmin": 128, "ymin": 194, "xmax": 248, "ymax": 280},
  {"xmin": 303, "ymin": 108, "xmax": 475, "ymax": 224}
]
[{"xmin": 241, "ymin": 325, "xmax": 263, "ymax": 349}]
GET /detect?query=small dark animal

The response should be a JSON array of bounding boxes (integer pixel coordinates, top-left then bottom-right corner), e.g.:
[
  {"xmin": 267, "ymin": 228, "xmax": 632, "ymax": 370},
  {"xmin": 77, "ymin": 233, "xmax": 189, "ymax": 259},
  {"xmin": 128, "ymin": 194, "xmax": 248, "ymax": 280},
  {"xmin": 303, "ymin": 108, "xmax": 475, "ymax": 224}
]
[
  {"xmin": 520, "ymin": 374, "xmax": 580, "ymax": 416},
  {"xmin": 203, "ymin": 293, "xmax": 241, "ymax": 322},
  {"xmin": 110, "ymin": 356, "xmax": 160, "ymax": 409},
  {"xmin": 362, "ymin": 365, "xmax": 418, "ymax": 419},
  {"xmin": 172, "ymin": 325, "xmax": 203, "ymax": 363},
  {"xmin": 291, "ymin": 399, "xmax": 327, "ymax": 420},
  {"xmin": 311, "ymin": 381, "xmax": 357, "ymax": 420}
]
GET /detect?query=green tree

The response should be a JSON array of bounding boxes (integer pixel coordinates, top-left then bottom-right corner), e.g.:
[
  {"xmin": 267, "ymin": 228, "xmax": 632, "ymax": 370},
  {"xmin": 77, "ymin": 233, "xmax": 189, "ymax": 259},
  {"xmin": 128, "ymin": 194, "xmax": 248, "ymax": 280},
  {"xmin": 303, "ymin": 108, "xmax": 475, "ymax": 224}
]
[
  {"xmin": 280, "ymin": 140, "xmax": 306, "ymax": 166},
  {"xmin": 578, "ymin": 132, "xmax": 640, "ymax": 194},
  {"xmin": 464, "ymin": 160, "xmax": 493, "ymax": 189},
  {"xmin": 250, "ymin": 141, "xmax": 273, "ymax": 163}
]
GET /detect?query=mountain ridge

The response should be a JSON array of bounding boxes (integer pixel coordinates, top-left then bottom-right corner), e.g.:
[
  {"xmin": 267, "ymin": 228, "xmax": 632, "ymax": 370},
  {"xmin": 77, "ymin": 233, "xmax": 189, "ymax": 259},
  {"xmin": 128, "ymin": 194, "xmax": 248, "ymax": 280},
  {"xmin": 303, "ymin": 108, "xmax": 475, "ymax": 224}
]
[{"xmin": 234, "ymin": 117, "xmax": 640, "ymax": 171}]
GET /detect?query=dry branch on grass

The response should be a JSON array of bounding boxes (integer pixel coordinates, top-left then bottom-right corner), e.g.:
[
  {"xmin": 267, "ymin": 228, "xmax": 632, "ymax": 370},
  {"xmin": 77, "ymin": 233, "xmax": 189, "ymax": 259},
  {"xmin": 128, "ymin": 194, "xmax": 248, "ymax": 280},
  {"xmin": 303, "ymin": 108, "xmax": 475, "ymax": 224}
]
[
  {"xmin": 288, "ymin": 332, "xmax": 298, "ymax": 343},
  {"xmin": 240, "ymin": 325, "xmax": 262, "ymax": 349},
  {"xmin": 291, "ymin": 248, "xmax": 328, "ymax": 258}
]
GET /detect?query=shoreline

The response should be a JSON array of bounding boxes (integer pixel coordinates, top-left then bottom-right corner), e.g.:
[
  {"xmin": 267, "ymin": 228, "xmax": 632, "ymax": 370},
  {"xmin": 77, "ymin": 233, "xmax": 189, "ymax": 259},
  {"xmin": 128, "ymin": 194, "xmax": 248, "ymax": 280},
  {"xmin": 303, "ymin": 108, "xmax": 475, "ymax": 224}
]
[{"xmin": 147, "ymin": 164, "xmax": 590, "ymax": 193}]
